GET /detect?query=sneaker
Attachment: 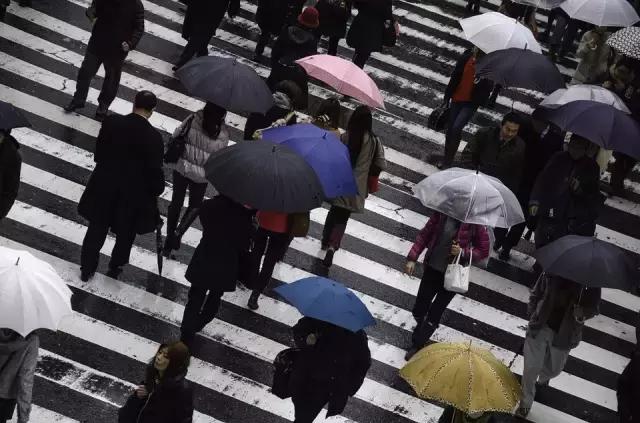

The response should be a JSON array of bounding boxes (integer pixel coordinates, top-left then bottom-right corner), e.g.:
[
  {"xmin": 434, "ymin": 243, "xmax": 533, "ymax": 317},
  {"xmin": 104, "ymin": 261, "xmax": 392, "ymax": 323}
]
[
  {"xmin": 498, "ymin": 249, "xmax": 511, "ymax": 261},
  {"xmin": 106, "ymin": 266, "xmax": 123, "ymax": 280},
  {"xmin": 80, "ymin": 269, "xmax": 94, "ymax": 282},
  {"xmin": 515, "ymin": 406, "xmax": 530, "ymax": 418},
  {"xmin": 323, "ymin": 248, "xmax": 335, "ymax": 267},
  {"xmin": 64, "ymin": 101, "xmax": 84, "ymax": 113},
  {"xmin": 247, "ymin": 290, "xmax": 260, "ymax": 310}
]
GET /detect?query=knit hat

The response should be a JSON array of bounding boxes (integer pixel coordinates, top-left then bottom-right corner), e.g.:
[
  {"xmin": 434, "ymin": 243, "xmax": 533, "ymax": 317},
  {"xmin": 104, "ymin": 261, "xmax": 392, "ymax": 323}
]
[{"xmin": 298, "ymin": 6, "xmax": 320, "ymax": 29}]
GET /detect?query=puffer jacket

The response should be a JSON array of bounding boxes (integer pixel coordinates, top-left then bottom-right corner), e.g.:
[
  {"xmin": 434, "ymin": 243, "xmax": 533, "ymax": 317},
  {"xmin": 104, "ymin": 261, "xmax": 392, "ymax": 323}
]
[
  {"xmin": 0, "ymin": 331, "xmax": 39, "ymax": 423},
  {"xmin": 169, "ymin": 111, "xmax": 230, "ymax": 184},
  {"xmin": 406, "ymin": 212, "xmax": 490, "ymax": 265}
]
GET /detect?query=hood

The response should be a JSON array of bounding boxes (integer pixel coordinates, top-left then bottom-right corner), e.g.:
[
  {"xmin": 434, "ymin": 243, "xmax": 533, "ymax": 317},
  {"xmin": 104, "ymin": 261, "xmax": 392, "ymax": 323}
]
[
  {"xmin": 287, "ymin": 25, "xmax": 315, "ymax": 46},
  {"xmin": 0, "ymin": 329, "xmax": 28, "ymax": 354}
]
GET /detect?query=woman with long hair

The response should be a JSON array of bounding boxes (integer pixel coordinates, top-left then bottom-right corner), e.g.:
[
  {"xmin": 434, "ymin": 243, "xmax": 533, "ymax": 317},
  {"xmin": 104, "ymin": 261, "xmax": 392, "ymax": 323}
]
[
  {"xmin": 118, "ymin": 341, "xmax": 193, "ymax": 423},
  {"xmin": 321, "ymin": 106, "xmax": 385, "ymax": 267},
  {"xmin": 164, "ymin": 102, "xmax": 229, "ymax": 257}
]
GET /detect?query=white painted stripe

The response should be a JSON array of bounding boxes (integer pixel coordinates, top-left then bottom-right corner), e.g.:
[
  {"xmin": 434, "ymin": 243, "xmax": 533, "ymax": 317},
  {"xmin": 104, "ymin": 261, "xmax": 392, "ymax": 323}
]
[{"xmin": 9, "ymin": 405, "xmax": 80, "ymax": 423}]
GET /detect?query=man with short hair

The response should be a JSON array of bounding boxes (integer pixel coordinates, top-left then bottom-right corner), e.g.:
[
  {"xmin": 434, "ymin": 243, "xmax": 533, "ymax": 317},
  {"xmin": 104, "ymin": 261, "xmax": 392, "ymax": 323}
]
[{"xmin": 78, "ymin": 91, "xmax": 165, "ymax": 281}]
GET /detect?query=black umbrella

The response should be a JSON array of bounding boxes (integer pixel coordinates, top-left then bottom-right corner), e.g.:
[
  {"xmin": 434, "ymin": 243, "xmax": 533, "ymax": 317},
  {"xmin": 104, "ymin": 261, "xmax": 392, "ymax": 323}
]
[
  {"xmin": 534, "ymin": 235, "xmax": 638, "ymax": 290},
  {"xmin": 475, "ymin": 48, "xmax": 565, "ymax": 93},
  {"xmin": 533, "ymin": 100, "xmax": 640, "ymax": 159},
  {"xmin": 176, "ymin": 56, "xmax": 274, "ymax": 114},
  {"xmin": 204, "ymin": 141, "xmax": 325, "ymax": 213},
  {"xmin": 0, "ymin": 100, "xmax": 31, "ymax": 131}
]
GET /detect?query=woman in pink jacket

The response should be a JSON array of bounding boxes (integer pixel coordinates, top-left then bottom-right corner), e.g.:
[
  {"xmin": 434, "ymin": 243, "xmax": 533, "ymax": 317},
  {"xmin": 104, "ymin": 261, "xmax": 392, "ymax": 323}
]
[{"xmin": 404, "ymin": 211, "xmax": 489, "ymax": 359}]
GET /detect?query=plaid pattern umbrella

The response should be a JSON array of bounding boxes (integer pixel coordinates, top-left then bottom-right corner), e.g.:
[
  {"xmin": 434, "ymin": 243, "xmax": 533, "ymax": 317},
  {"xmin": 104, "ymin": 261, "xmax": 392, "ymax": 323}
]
[{"xmin": 607, "ymin": 27, "xmax": 640, "ymax": 60}]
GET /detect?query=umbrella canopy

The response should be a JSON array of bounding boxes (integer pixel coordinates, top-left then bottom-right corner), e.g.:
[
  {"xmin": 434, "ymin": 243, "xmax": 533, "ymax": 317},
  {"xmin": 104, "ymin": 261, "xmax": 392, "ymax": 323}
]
[
  {"xmin": 511, "ymin": 0, "xmax": 565, "ymax": 9},
  {"xmin": 414, "ymin": 168, "xmax": 524, "ymax": 228},
  {"xmin": 561, "ymin": 0, "xmax": 639, "ymax": 27},
  {"xmin": 274, "ymin": 277, "xmax": 376, "ymax": 332},
  {"xmin": 533, "ymin": 235, "xmax": 638, "ymax": 290},
  {"xmin": 532, "ymin": 100, "xmax": 640, "ymax": 159},
  {"xmin": 400, "ymin": 342, "xmax": 521, "ymax": 414},
  {"xmin": 0, "ymin": 246, "xmax": 73, "ymax": 337},
  {"xmin": 459, "ymin": 11, "xmax": 542, "ymax": 54},
  {"xmin": 0, "ymin": 100, "xmax": 30, "ymax": 131},
  {"xmin": 260, "ymin": 123, "xmax": 358, "ymax": 198},
  {"xmin": 176, "ymin": 56, "xmax": 274, "ymax": 114},
  {"xmin": 475, "ymin": 48, "xmax": 565, "ymax": 93},
  {"xmin": 540, "ymin": 84, "xmax": 630, "ymax": 113},
  {"xmin": 607, "ymin": 27, "xmax": 640, "ymax": 60},
  {"xmin": 204, "ymin": 141, "xmax": 324, "ymax": 213},
  {"xmin": 296, "ymin": 55, "xmax": 385, "ymax": 109}
]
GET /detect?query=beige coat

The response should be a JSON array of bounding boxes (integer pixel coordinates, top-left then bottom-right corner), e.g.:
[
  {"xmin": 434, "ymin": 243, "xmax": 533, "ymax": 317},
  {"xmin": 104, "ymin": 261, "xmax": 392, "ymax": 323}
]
[{"xmin": 331, "ymin": 132, "xmax": 386, "ymax": 213}]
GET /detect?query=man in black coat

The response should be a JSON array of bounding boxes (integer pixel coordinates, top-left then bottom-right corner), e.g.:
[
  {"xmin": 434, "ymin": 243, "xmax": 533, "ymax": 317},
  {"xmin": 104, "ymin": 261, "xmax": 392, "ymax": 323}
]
[
  {"xmin": 0, "ymin": 130, "xmax": 22, "ymax": 220},
  {"xmin": 180, "ymin": 195, "xmax": 255, "ymax": 344},
  {"xmin": 253, "ymin": 0, "xmax": 305, "ymax": 62},
  {"xmin": 78, "ymin": 91, "xmax": 164, "ymax": 282},
  {"xmin": 316, "ymin": 0, "xmax": 353, "ymax": 56},
  {"xmin": 65, "ymin": 0, "xmax": 145, "ymax": 121},
  {"xmin": 346, "ymin": 0, "xmax": 393, "ymax": 68}
]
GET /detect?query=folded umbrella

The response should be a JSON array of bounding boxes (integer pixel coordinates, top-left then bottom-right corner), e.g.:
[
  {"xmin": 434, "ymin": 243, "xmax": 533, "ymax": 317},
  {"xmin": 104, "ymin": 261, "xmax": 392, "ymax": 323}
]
[
  {"xmin": 532, "ymin": 100, "xmax": 640, "ymax": 159},
  {"xmin": 540, "ymin": 84, "xmax": 630, "ymax": 114},
  {"xmin": 414, "ymin": 168, "xmax": 524, "ymax": 228},
  {"xmin": 260, "ymin": 123, "xmax": 357, "ymax": 198},
  {"xmin": 607, "ymin": 27, "xmax": 640, "ymax": 60},
  {"xmin": 0, "ymin": 246, "xmax": 73, "ymax": 337},
  {"xmin": 176, "ymin": 56, "xmax": 274, "ymax": 114},
  {"xmin": 0, "ymin": 100, "xmax": 31, "ymax": 131},
  {"xmin": 459, "ymin": 11, "xmax": 542, "ymax": 54},
  {"xmin": 561, "ymin": 0, "xmax": 639, "ymax": 27},
  {"xmin": 296, "ymin": 55, "xmax": 385, "ymax": 109},
  {"xmin": 533, "ymin": 235, "xmax": 638, "ymax": 290},
  {"xmin": 274, "ymin": 276, "xmax": 376, "ymax": 332},
  {"xmin": 400, "ymin": 342, "xmax": 521, "ymax": 414},
  {"xmin": 475, "ymin": 48, "xmax": 565, "ymax": 93},
  {"xmin": 204, "ymin": 141, "xmax": 324, "ymax": 213}
]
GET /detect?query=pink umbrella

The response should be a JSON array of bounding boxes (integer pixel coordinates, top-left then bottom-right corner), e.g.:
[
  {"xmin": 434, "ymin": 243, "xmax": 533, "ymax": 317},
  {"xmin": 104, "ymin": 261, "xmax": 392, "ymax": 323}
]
[{"xmin": 296, "ymin": 54, "xmax": 385, "ymax": 109}]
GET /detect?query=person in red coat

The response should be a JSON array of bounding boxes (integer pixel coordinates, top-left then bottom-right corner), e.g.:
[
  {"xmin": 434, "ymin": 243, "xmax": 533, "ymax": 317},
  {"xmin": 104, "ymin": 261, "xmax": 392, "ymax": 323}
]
[{"xmin": 403, "ymin": 211, "xmax": 490, "ymax": 359}]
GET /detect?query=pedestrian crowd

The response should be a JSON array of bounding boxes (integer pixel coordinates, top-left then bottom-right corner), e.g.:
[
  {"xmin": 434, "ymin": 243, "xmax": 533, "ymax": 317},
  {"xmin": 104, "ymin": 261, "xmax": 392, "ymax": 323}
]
[{"xmin": 1, "ymin": 0, "xmax": 640, "ymax": 422}]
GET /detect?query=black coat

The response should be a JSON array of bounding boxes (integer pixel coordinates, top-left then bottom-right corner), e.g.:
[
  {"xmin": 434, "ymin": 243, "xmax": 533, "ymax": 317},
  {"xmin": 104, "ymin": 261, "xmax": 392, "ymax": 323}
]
[
  {"xmin": 346, "ymin": 0, "xmax": 393, "ymax": 53},
  {"xmin": 0, "ymin": 135, "xmax": 21, "ymax": 220},
  {"xmin": 181, "ymin": 0, "xmax": 240, "ymax": 41},
  {"xmin": 119, "ymin": 377, "xmax": 193, "ymax": 423},
  {"xmin": 77, "ymin": 113, "xmax": 165, "ymax": 235},
  {"xmin": 267, "ymin": 62, "xmax": 310, "ymax": 109},
  {"xmin": 444, "ymin": 50, "xmax": 496, "ymax": 107},
  {"xmin": 518, "ymin": 124, "xmax": 564, "ymax": 198},
  {"xmin": 256, "ymin": 0, "xmax": 305, "ymax": 35},
  {"xmin": 289, "ymin": 318, "xmax": 371, "ymax": 417},
  {"xmin": 618, "ymin": 350, "xmax": 640, "ymax": 423},
  {"xmin": 271, "ymin": 24, "xmax": 318, "ymax": 68},
  {"xmin": 316, "ymin": 0, "xmax": 352, "ymax": 38},
  {"xmin": 87, "ymin": 0, "xmax": 145, "ymax": 59},
  {"xmin": 185, "ymin": 196, "xmax": 255, "ymax": 292}
]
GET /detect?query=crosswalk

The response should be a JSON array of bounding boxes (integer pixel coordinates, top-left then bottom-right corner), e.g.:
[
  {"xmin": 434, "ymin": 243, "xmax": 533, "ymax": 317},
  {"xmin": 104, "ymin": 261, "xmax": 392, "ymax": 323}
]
[{"xmin": 0, "ymin": 0, "xmax": 638, "ymax": 421}]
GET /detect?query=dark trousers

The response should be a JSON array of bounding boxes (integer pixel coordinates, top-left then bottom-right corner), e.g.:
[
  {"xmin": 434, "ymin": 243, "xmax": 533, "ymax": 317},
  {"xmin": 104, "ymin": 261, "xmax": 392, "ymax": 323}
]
[
  {"xmin": 549, "ymin": 15, "xmax": 579, "ymax": 56},
  {"xmin": 251, "ymin": 228, "xmax": 293, "ymax": 292},
  {"xmin": 80, "ymin": 221, "xmax": 137, "ymax": 273},
  {"xmin": 176, "ymin": 31, "xmax": 211, "ymax": 67},
  {"xmin": 255, "ymin": 31, "xmax": 271, "ymax": 56},
  {"xmin": 181, "ymin": 285, "xmax": 224, "ymax": 335},
  {"xmin": 494, "ymin": 222, "xmax": 527, "ymax": 253},
  {"xmin": 352, "ymin": 49, "xmax": 371, "ymax": 69},
  {"xmin": 292, "ymin": 394, "xmax": 328, "ymax": 423},
  {"xmin": 412, "ymin": 265, "xmax": 454, "ymax": 329},
  {"xmin": 166, "ymin": 171, "xmax": 207, "ymax": 248},
  {"xmin": 327, "ymin": 36, "xmax": 340, "ymax": 56},
  {"xmin": 444, "ymin": 101, "xmax": 477, "ymax": 165},
  {"xmin": 466, "ymin": 0, "xmax": 480, "ymax": 12},
  {"xmin": 610, "ymin": 153, "xmax": 637, "ymax": 191},
  {"xmin": 73, "ymin": 50, "xmax": 125, "ymax": 108},
  {"xmin": 322, "ymin": 206, "xmax": 352, "ymax": 250}
]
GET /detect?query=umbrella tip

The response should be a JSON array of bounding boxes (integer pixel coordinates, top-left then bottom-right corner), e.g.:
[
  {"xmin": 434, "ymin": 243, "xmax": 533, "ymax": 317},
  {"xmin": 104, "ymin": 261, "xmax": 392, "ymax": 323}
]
[{"xmin": 15, "ymin": 257, "xmax": 19, "ymax": 265}]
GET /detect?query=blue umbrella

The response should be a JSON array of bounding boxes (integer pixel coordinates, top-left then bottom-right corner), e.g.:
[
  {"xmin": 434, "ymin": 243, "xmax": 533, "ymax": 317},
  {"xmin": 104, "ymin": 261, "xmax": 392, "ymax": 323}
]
[
  {"xmin": 274, "ymin": 277, "xmax": 376, "ymax": 332},
  {"xmin": 260, "ymin": 124, "xmax": 358, "ymax": 198}
]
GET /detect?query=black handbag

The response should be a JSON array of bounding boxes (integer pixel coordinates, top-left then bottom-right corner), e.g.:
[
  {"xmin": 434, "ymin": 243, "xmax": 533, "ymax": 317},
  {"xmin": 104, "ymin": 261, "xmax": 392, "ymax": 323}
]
[
  {"xmin": 427, "ymin": 104, "xmax": 450, "ymax": 131},
  {"xmin": 382, "ymin": 19, "xmax": 397, "ymax": 47},
  {"xmin": 164, "ymin": 115, "xmax": 194, "ymax": 164},
  {"xmin": 271, "ymin": 348, "xmax": 301, "ymax": 399}
]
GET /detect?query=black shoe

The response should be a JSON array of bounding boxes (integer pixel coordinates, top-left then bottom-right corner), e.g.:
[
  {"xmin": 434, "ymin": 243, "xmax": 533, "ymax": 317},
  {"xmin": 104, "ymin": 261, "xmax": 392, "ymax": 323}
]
[
  {"xmin": 405, "ymin": 347, "xmax": 419, "ymax": 361},
  {"xmin": 320, "ymin": 243, "xmax": 328, "ymax": 251},
  {"xmin": 248, "ymin": 290, "xmax": 260, "ymax": 310},
  {"xmin": 493, "ymin": 243, "xmax": 501, "ymax": 253},
  {"xmin": 499, "ymin": 249, "xmax": 511, "ymax": 261},
  {"xmin": 80, "ymin": 269, "xmax": 94, "ymax": 282},
  {"xmin": 95, "ymin": 105, "xmax": 108, "ymax": 121},
  {"xmin": 64, "ymin": 101, "xmax": 84, "ymax": 113},
  {"xmin": 252, "ymin": 54, "xmax": 263, "ymax": 63},
  {"xmin": 106, "ymin": 266, "xmax": 123, "ymax": 279},
  {"xmin": 323, "ymin": 248, "xmax": 335, "ymax": 267},
  {"xmin": 0, "ymin": 6, "xmax": 6, "ymax": 21}
]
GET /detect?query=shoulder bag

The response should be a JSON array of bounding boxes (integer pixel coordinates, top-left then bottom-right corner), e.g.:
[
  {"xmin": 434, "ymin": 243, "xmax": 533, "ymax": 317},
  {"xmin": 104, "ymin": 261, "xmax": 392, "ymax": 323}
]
[
  {"xmin": 271, "ymin": 348, "xmax": 301, "ymax": 399},
  {"xmin": 164, "ymin": 115, "xmax": 194, "ymax": 164}
]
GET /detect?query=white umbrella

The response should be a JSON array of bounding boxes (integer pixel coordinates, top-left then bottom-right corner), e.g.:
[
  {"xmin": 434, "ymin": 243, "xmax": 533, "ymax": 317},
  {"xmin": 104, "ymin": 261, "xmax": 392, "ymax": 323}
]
[
  {"xmin": 0, "ymin": 247, "xmax": 73, "ymax": 336},
  {"xmin": 459, "ymin": 11, "xmax": 542, "ymax": 54},
  {"xmin": 560, "ymin": 0, "xmax": 639, "ymax": 27},
  {"xmin": 540, "ymin": 84, "xmax": 631, "ymax": 113},
  {"xmin": 511, "ymin": 0, "xmax": 565, "ymax": 9},
  {"xmin": 414, "ymin": 168, "xmax": 525, "ymax": 228}
]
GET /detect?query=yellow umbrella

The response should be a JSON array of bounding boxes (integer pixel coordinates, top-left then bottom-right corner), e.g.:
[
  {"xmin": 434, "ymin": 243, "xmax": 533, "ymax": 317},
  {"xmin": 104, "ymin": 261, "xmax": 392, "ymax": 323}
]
[{"xmin": 400, "ymin": 342, "xmax": 520, "ymax": 414}]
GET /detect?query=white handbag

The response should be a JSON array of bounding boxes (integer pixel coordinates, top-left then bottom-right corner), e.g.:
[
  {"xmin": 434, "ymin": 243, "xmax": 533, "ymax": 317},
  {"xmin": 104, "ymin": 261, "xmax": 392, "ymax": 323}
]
[{"xmin": 444, "ymin": 249, "xmax": 471, "ymax": 294}]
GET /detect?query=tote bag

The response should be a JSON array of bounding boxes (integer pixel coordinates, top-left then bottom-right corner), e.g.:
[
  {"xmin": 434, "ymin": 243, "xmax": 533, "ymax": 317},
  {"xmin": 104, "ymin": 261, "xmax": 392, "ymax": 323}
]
[{"xmin": 444, "ymin": 249, "xmax": 471, "ymax": 294}]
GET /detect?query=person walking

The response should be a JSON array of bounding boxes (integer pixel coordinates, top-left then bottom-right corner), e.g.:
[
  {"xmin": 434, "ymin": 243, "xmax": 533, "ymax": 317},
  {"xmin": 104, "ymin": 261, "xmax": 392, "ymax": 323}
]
[
  {"xmin": 78, "ymin": 91, "xmax": 165, "ymax": 282},
  {"xmin": 180, "ymin": 195, "xmax": 255, "ymax": 344},
  {"xmin": 244, "ymin": 80, "xmax": 302, "ymax": 140},
  {"xmin": 547, "ymin": 9, "xmax": 581, "ymax": 62},
  {"xmin": 163, "ymin": 103, "xmax": 230, "ymax": 257},
  {"xmin": 571, "ymin": 27, "xmax": 611, "ymax": 85},
  {"xmin": 64, "ymin": 0, "xmax": 145, "ymax": 121},
  {"xmin": 315, "ymin": 0, "xmax": 353, "ymax": 56},
  {"xmin": 0, "ymin": 329, "xmax": 38, "ymax": 423},
  {"xmin": 403, "ymin": 211, "xmax": 490, "ymax": 359},
  {"xmin": 0, "ymin": 130, "xmax": 21, "ymax": 221},
  {"xmin": 321, "ymin": 106, "xmax": 386, "ymax": 267},
  {"xmin": 288, "ymin": 317, "xmax": 371, "ymax": 423},
  {"xmin": 465, "ymin": 0, "xmax": 481, "ymax": 15},
  {"xmin": 516, "ymin": 274, "xmax": 600, "ymax": 417},
  {"xmin": 440, "ymin": 48, "xmax": 498, "ymax": 168},
  {"xmin": 346, "ymin": 0, "xmax": 393, "ymax": 68},
  {"xmin": 253, "ymin": 0, "xmax": 305, "ymax": 62},
  {"xmin": 617, "ymin": 313, "xmax": 640, "ymax": 423},
  {"xmin": 528, "ymin": 135, "xmax": 601, "ymax": 249},
  {"xmin": 438, "ymin": 407, "xmax": 499, "ymax": 423},
  {"xmin": 118, "ymin": 341, "xmax": 193, "ymax": 423},
  {"xmin": 173, "ymin": 0, "xmax": 240, "ymax": 70}
]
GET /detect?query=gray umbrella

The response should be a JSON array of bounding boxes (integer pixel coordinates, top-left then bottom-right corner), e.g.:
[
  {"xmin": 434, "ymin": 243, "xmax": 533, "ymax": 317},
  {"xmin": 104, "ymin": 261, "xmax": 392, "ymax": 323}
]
[
  {"xmin": 204, "ymin": 141, "xmax": 325, "ymax": 213},
  {"xmin": 607, "ymin": 27, "xmax": 640, "ymax": 60},
  {"xmin": 176, "ymin": 56, "xmax": 274, "ymax": 114},
  {"xmin": 0, "ymin": 100, "xmax": 30, "ymax": 131}
]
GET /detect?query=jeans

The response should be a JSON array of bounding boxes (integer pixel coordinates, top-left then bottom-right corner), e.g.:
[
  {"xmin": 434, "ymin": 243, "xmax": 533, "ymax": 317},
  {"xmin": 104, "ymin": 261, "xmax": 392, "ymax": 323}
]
[
  {"xmin": 166, "ymin": 171, "xmax": 207, "ymax": 249},
  {"xmin": 181, "ymin": 285, "xmax": 224, "ymax": 335},
  {"xmin": 73, "ymin": 50, "xmax": 125, "ymax": 108},
  {"xmin": 444, "ymin": 101, "xmax": 477, "ymax": 165},
  {"xmin": 352, "ymin": 49, "xmax": 371, "ymax": 69},
  {"xmin": 80, "ymin": 221, "xmax": 137, "ymax": 273},
  {"xmin": 250, "ymin": 228, "xmax": 293, "ymax": 292},
  {"xmin": 321, "ymin": 206, "xmax": 352, "ymax": 250}
]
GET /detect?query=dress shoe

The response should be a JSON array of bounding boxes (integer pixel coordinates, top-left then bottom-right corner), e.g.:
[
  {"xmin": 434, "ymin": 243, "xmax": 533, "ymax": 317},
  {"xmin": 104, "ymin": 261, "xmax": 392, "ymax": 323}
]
[
  {"xmin": 95, "ymin": 105, "xmax": 109, "ymax": 121},
  {"xmin": 106, "ymin": 266, "xmax": 123, "ymax": 279},
  {"xmin": 498, "ymin": 249, "xmax": 511, "ymax": 262},
  {"xmin": 80, "ymin": 269, "xmax": 94, "ymax": 282},
  {"xmin": 323, "ymin": 248, "xmax": 335, "ymax": 267},
  {"xmin": 64, "ymin": 101, "xmax": 84, "ymax": 113},
  {"xmin": 247, "ymin": 290, "xmax": 260, "ymax": 310}
]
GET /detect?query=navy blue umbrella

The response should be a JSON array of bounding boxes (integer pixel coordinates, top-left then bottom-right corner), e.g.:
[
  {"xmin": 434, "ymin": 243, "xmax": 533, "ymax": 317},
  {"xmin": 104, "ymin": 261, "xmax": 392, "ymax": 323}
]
[
  {"xmin": 533, "ymin": 100, "xmax": 640, "ymax": 159},
  {"xmin": 0, "ymin": 101, "xmax": 30, "ymax": 131}
]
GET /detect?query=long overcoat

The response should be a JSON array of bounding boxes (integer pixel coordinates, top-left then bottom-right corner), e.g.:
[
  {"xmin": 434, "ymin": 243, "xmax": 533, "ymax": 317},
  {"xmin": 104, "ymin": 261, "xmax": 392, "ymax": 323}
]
[{"xmin": 346, "ymin": 0, "xmax": 393, "ymax": 53}]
